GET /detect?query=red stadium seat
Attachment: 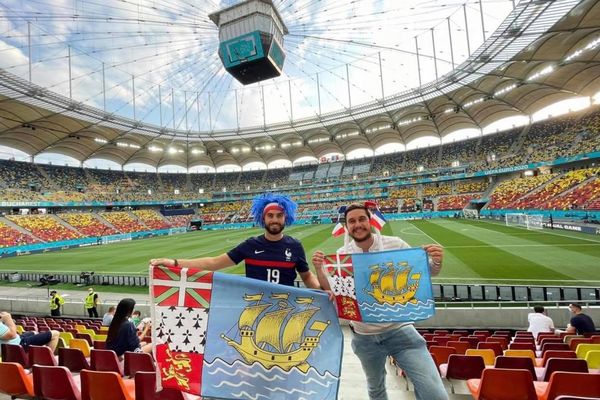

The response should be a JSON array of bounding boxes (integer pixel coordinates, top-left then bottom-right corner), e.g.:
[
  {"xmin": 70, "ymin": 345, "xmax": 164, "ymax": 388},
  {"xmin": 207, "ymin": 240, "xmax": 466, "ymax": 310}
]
[{"xmin": 32, "ymin": 365, "xmax": 82, "ymax": 400}]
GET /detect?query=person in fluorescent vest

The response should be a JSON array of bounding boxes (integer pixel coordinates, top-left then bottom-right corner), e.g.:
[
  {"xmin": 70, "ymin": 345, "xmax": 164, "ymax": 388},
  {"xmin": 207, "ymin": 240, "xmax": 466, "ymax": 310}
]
[
  {"xmin": 84, "ymin": 287, "xmax": 99, "ymax": 318},
  {"xmin": 49, "ymin": 290, "xmax": 65, "ymax": 317}
]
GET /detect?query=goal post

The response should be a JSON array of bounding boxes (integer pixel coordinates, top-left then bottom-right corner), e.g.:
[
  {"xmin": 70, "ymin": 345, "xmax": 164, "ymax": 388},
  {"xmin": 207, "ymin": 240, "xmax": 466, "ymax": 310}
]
[{"xmin": 505, "ymin": 213, "xmax": 544, "ymax": 230}]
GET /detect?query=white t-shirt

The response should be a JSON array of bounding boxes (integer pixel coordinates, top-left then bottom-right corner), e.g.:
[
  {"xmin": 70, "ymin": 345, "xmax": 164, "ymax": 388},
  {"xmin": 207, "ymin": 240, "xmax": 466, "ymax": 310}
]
[
  {"xmin": 338, "ymin": 234, "xmax": 413, "ymax": 335},
  {"xmin": 527, "ymin": 312, "xmax": 555, "ymax": 338}
]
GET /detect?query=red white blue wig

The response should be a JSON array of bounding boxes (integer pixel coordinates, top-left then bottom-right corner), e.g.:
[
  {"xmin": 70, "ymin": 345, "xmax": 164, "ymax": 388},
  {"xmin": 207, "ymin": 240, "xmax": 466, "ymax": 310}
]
[{"xmin": 251, "ymin": 193, "xmax": 297, "ymax": 227}]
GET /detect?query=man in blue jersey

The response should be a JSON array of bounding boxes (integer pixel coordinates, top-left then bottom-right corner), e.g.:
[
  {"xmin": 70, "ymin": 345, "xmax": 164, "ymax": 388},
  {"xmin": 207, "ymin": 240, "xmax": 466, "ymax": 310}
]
[{"xmin": 150, "ymin": 193, "xmax": 320, "ymax": 289}]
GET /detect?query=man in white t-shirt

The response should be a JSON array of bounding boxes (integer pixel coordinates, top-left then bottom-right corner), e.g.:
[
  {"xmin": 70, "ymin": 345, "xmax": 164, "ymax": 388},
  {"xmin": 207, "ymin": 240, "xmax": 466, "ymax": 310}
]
[
  {"xmin": 527, "ymin": 305, "xmax": 555, "ymax": 339},
  {"xmin": 313, "ymin": 204, "xmax": 447, "ymax": 400}
]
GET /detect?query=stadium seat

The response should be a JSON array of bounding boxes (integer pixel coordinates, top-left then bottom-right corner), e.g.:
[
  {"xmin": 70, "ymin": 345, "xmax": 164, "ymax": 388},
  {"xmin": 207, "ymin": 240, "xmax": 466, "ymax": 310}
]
[
  {"xmin": 575, "ymin": 344, "xmax": 600, "ymax": 360},
  {"xmin": 494, "ymin": 356, "xmax": 537, "ymax": 380},
  {"xmin": 0, "ymin": 362, "xmax": 35, "ymax": 399},
  {"xmin": 90, "ymin": 349, "xmax": 124, "ymax": 375},
  {"xmin": 534, "ymin": 372, "xmax": 600, "ymax": 400},
  {"xmin": 29, "ymin": 344, "xmax": 58, "ymax": 367},
  {"xmin": 467, "ymin": 368, "xmax": 537, "ymax": 400},
  {"xmin": 80, "ymin": 370, "xmax": 135, "ymax": 400},
  {"xmin": 465, "ymin": 349, "xmax": 496, "ymax": 366},
  {"xmin": 58, "ymin": 347, "xmax": 91, "ymax": 372},
  {"xmin": 504, "ymin": 349, "xmax": 536, "ymax": 364},
  {"xmin": 510, "ymin": 342, "xmax": 537, "ymax": 352},
  {"xmin": 459, "ymin": 336, "xmax": 480, "ymax": 348},
  {"xmin": 539, "ymin": 358, "xmax": 589, "ymax": 382},
  {"xmin": 123, "ymin": 351, "xmax": 155, "ymax": 377},
  {"xmin": 477, "ymin": 342, "xmax": 503, "ymax": 356},
  {"xmin": 134, "ymin": 371, "xmax": 186, "ymax": 400},
  {"xmin": 69, "ymin": 338, "xmax": 91, "ymax": 358},
  {"xmin": 439, "ymin": 354, "xmax": 485, "ymax": 394},
  {"xmin": 32, "ymin": 365, "xmax": 81, "ymax": 400},
  {"xmin": 1, "ymin": 343, "xmax": 30, "ymax": 368},
  {"xmin": 428, "ymin": 346, "xmax": 456, "ymax": 367},
  {"xmin": 583, "ymin": 350, "xmax": 600, "ymax": 369},
  {"xmin": 536, "ymin": 350, "xmax": 577, "ymax": 368},
  {"xmin": 446, "ymin": 340, "xmax": 469, "ymax": 355}
]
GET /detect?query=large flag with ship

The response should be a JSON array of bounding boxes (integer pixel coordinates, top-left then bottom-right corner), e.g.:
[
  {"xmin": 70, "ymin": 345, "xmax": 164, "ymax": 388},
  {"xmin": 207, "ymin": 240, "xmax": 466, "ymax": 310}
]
[
  {"xmin": 150, "ymin": 265, "xmax": 343, "ymax": 400},
  {"xmin": 322, "ymin": 248, "xmax": 435, "ymax": 323}
]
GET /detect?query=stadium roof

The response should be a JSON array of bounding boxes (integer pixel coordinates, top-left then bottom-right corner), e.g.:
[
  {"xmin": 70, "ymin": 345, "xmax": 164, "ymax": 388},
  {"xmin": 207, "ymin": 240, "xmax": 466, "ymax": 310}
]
[{"xmin": 0, "ymin": 0, "xmax": 599, "ymax": 169}]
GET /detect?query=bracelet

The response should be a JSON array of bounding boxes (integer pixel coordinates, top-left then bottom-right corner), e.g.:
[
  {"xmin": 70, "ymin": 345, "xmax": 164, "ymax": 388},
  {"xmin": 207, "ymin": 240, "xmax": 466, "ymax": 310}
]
[{"xmin": 173, "ymin": 259, "xmax": 179, "ymax": 267}]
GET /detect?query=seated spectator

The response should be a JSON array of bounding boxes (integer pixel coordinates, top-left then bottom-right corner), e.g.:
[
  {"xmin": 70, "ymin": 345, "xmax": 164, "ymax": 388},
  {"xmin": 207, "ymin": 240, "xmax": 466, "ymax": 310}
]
[
  {"xmin": 0, "ymin": 311, "xmax": 59, "ymax": 352},
  {"xmin": 566, "ymin": 303, "xmax": 596, "ymax": 335},
  {"xmin": 102, "ymin": 306, "xmax": 116, "ymax": 326},
  {"xmin": 527, "ymin": 305, "xmax": 555, "ymax": 339},
  {"xmin": 106, "ymin": 298, "xmax": 152, "ymax": 357}
]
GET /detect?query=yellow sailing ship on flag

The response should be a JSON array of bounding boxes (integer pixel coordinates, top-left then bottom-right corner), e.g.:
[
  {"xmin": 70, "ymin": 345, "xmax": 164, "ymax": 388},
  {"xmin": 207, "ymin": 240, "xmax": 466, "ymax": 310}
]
[
  {"xmin": 365, "ymin": 261, "xmax": 421, "ymax": 305},
  {"xmin": 221, "ymin": 293, "xmax": 330, "ymax": 372}
]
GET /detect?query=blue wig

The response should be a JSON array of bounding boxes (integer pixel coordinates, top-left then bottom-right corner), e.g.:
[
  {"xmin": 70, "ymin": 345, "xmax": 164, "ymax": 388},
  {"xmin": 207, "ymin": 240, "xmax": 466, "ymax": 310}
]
[{"xmin": 250, "ymin": 193, "xmax": 297, "ymax": 227}]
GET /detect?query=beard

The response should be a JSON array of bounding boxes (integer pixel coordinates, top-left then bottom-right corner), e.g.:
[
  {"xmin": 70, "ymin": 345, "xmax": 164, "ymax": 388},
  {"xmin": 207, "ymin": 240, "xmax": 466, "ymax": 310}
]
[
  {"xmin": 350, "ymin": 227, "xmax": 372, "ymax": 243},
  {"xmin": 265, "ymin": 223, "xmax": 284, "ymax": 235}
]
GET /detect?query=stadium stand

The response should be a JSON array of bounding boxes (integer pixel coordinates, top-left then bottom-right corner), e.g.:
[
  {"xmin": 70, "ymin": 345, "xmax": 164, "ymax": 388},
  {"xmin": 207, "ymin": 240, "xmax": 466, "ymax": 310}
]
[{"xmin": 6, "ymin": 214, "xmax": 82, "ymax": 242}]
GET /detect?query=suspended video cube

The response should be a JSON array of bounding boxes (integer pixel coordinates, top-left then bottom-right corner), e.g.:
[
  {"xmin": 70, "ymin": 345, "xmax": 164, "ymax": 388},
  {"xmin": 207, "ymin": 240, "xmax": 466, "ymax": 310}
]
[{"xmin": 209, "ymin": 0, "xmax": 287, "ymax": 85}]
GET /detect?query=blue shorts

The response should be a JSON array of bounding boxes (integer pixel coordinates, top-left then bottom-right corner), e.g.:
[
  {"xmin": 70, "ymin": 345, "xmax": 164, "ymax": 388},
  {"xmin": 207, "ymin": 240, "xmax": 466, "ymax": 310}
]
[{"xmin": 20, "ymin": 331, "xmax": 52, "ymax": 349}]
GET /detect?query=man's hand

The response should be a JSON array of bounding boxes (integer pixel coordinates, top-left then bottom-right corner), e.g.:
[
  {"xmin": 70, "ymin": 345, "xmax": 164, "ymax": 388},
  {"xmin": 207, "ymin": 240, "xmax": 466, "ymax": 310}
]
[
  {"xmin": 422, "ymin": 244, "xmax": 443, "ymax": 275},
  {"xmin": 0, "ymin": 312, "xmax": 11, "ymax": 322},
  {"xmin": 149, "ymin": 258, "xmax": 176, "ymax": 267},
  {"xmin": 312, "ymin": 251, "xmax": 325, "ymax": 269}
]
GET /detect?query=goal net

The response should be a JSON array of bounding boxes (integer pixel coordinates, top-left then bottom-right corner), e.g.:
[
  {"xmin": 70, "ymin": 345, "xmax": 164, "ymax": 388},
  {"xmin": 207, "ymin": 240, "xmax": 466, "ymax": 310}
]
[
  {"xmin": 463, "ymin": 209, "xmax": 479, "ymax": 219},
  {"xmin": 505, "ymin": 213, "xmax": 544, "ymax": 230}
]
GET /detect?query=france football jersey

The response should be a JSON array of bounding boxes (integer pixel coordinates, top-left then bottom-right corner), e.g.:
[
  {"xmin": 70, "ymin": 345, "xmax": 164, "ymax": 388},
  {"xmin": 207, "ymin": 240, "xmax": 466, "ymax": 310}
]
[{"xmin": 227, "ymin": 235, "xmax": 308, "ymax": 286}]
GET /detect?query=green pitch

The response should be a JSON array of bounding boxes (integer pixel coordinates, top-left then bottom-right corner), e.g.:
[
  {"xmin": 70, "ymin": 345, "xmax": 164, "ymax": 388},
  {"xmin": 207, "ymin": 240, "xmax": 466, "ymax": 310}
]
[{"xmin": 1, "ymin": 219, "xmax": 599, "ymax": 286}]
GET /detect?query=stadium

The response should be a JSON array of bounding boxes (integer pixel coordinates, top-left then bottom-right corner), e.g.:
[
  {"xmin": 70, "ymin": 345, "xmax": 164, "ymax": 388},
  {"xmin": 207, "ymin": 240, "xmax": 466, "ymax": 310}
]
[{"xmin": 1, "ymin": 0, "xmax": 600, "ymax": 399}]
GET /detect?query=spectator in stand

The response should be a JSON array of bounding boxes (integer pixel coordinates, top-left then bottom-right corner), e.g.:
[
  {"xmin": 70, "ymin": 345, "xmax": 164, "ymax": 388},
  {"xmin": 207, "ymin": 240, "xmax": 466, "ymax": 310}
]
[
  {"xmin": 106, "ymin": 298, "xmax": 152, "ymax": 357},
  {"xmin": 565, "ymin": 303, "xmax": 596, "ymax": 335},
  {"xmin": 527, "ymin": 305, "xmax": 555, "ymax": 339},
  {"xmin": 102, "ymin": 306, "xmax": 116, "ymax": 326},
  {"xmin": 0, "ymin": 311, "xmax": 60, "ymax": 352}
]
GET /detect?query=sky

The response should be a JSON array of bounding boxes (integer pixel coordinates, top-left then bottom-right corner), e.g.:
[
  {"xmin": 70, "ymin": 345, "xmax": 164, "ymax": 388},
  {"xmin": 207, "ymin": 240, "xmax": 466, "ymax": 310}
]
[{"xmin": 0, "ymin": 0, "xmax": 596, "ymax": 171}]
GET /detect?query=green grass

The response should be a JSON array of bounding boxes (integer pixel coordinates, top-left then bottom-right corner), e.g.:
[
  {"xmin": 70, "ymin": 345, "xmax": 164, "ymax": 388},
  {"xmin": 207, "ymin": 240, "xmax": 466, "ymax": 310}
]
[{"xmin": 1, "ymin": 219, "xmax": 600, "ymax": 286}]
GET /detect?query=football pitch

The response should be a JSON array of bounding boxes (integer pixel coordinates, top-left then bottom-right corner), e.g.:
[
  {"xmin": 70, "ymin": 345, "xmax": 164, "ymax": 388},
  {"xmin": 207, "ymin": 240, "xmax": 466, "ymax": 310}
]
[{"xmin": 1, "ymin": 219, "xmax": 600, "ymax": 286}]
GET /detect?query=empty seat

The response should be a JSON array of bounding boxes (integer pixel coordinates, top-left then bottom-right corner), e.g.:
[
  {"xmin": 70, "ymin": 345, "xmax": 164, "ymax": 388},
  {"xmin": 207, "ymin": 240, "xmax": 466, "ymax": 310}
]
[
  {"xmin": 439, "ymin": 354, "xmax": 485, "ymax": 394},
  {"xmin": 124, "ymin": 351, "xmax": 155, "ymax": 378},
  {"xmin": 466, "ymin": 348, "xmax": 496, "ymax": 366},
  {"xmin": 29, "ymin": 345, "xmax": 58, "ymax": 367},
  {"xmin": 534, "ymin": 371, "xmax": 600, "ymax": 400},
  {"xmin": 32, "ymin": 365, "xmax": 82, "ymax": 400},
  {"xmin": 494, "ymin": 356, "xmax": 537, "ymax": 380},
  {"xmin": 540, "ymin": 358, "xmax": 588, "ymax": 382},
  {"xmin": 467, "ymin": 368, "xmax": 537, "ymax": 400},
  {"xmin": 0, "ymin": 362, "xmax": 35, "ymax": 399},
  {"xmin": 58, "ymin": 347, "xmax": 91, "ymax": 373},
  {"xmin": 90, "ymin": 349, "xmax": 124, "ymax": 375},
  {"xmin": 1, "ymin": 343, "xmax": 30, "ymax": 368},
  {"xmin": 80, "ymin": 370, "xmax": 135, "ymax": 400}
]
